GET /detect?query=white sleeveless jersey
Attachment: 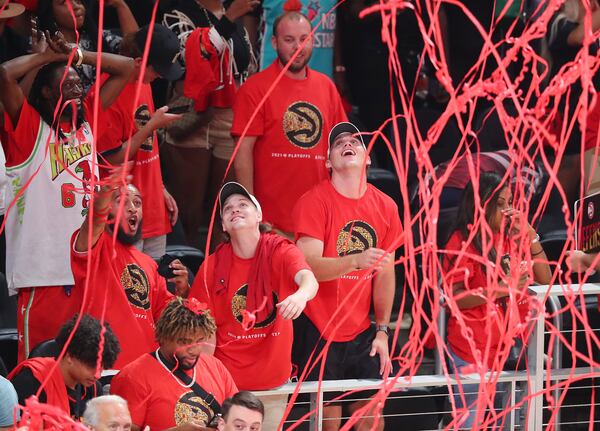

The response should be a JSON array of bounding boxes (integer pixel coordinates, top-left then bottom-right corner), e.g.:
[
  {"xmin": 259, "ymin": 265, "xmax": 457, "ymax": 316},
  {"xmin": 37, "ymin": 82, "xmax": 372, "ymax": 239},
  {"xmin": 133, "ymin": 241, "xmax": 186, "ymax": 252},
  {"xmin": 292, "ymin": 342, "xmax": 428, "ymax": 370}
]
[{"xmin": 5, "ymin": 115, "xmax": 98, "ymax": 293}]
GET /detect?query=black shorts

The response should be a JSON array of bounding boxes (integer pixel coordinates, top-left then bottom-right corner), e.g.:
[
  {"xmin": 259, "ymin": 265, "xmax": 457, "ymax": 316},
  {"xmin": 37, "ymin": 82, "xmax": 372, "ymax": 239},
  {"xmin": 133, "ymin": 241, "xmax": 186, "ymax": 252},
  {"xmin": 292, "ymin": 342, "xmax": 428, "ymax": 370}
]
[{"xmin": 292, "ymin": 314, "xmax": 381, "ymax": 402}]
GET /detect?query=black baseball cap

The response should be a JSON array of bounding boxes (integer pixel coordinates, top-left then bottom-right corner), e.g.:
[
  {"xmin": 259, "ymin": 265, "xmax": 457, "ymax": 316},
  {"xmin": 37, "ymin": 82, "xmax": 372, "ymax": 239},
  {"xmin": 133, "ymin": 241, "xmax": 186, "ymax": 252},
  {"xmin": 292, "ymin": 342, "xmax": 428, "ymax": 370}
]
[
  {"xmin": 219, "ymin": 182, "xmax": 262, "ymax": 214},
  {"xmin": 134, "ymin": 24, "xmax": 183, "ymax": 81},
  {"xmin": 327, "ymin": 122, "xmax": 365, "ymax": 157}
]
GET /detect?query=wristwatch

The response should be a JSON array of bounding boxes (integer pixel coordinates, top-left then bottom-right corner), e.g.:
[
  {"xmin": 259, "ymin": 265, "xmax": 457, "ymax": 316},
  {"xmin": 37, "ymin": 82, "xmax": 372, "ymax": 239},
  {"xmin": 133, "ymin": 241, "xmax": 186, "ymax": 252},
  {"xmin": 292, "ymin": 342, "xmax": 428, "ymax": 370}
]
[{"xmin": 376, "ymin": 324, "xmax": 390, "ymax": 336}]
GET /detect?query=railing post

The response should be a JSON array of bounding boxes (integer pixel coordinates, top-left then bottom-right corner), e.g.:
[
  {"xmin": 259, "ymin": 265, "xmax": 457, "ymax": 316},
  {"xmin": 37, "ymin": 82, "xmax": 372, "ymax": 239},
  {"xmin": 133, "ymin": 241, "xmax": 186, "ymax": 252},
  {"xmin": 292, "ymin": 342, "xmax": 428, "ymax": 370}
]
[
  {"xmin": 309, "ymin": 390, "xmax": 323, "ymax": 431},
  {"xmin": 527, "ymin": 288, "xmax": 546, "ymax": 431},
  {"xmin": 548, "ymin": 296, "xmax": 562, "ymax": 431},
  {"xmin": 509, "ymin": 380, "xmax": 516, "ymax": 430}
]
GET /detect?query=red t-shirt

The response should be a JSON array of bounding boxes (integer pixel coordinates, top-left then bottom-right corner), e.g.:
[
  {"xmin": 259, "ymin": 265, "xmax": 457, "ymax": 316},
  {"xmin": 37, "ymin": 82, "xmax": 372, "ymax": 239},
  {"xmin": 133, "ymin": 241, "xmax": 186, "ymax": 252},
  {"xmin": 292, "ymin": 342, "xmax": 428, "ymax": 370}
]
[
  {"xmin": 191, "ymin": 241, "xmax": 309, "ymax": 390},
  {"xmin": 231, "ymin": 62, "xmax": 347, "ymax": 232},
  {"xmin": 111, "ymin": 352, "xmax": 238, "ymax": 430},
  {"xmin": 294, "ymin": 180, "xmax": 403, "ymax": 341},
  {"xmin": 93, "ymin": 79, "xmax": 171, "ymax": 239},
  {"xmin": 70, "ymin": 230, "xmax": 173, "ymax": 369},
  {"xmin": 442, "ymin": 231, "xmax": 530, "ymax": 369}
]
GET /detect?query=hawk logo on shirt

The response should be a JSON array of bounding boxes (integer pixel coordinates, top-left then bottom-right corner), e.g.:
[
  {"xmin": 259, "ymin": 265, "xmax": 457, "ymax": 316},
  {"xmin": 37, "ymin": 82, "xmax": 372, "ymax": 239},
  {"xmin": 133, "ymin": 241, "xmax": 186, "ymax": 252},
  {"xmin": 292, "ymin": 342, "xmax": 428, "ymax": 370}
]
[
  {"xmin": 283, "ymin": 101, "xmax": 323, "ymax": 149},
  {"xmin": 120, "ymin": 264, "xmax": 150, "ymax": 310},
  {"xmin": 231, "ymin": 284, "xmax": 278, "ymax": 329},
  {"xmin": 336, "ymin": 220, "xmax": 377, "ymax": 256},
  {"xmin": 134, "ymin": 104, "xmax": 153, "ymax": 151},
  {"xmin": 174, "ymin": 391, "xmax": 213, "ymax": 427}
]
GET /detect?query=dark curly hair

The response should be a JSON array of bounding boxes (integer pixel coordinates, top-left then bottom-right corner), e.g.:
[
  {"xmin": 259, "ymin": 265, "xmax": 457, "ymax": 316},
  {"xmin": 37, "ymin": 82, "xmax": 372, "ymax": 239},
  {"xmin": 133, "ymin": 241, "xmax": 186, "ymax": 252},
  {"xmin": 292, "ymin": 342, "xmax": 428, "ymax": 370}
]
[{"xmin": 56, "ymin": 314, "xmax": 120, "ymax": 369}]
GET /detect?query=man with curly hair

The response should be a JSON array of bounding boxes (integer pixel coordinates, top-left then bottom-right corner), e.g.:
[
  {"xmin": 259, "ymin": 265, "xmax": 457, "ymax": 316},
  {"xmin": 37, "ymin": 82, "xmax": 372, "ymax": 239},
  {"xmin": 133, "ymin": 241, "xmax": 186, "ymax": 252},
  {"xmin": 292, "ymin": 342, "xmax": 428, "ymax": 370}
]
[
  {"xmin": 111, "ymin": 297, "xmax": 237, "ymax": 431},
  {"xmin": 9, "ymin": 314, "xmax": 120, "ymax": 420}
]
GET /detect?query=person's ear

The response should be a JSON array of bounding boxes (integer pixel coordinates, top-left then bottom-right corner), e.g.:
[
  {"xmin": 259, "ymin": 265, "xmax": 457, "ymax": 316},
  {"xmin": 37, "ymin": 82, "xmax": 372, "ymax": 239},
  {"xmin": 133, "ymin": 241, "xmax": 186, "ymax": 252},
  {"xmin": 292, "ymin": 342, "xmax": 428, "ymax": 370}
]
[
  {"xmin": 366, "ymin": 155, "xmax": 372, "ymax": 167},
  {"xmin": 325, "ymin": 159, "xmax": 332, "ymax": 170},
  {"xmin": 217, "ymin": 416, "xmax": 226, "ymax": 431},
  {"xmin": 271, "ymin": 35, "xmax": 277, "ymax": 51}
]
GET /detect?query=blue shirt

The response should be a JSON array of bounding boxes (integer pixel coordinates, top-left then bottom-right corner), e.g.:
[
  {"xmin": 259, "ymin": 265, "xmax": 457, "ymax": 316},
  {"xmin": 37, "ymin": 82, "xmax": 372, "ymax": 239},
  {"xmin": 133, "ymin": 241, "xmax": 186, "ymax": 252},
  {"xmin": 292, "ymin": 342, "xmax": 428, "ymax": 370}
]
[{"xmin": 259, "ymin": 0, "xmax": 336, "ymax": 78}]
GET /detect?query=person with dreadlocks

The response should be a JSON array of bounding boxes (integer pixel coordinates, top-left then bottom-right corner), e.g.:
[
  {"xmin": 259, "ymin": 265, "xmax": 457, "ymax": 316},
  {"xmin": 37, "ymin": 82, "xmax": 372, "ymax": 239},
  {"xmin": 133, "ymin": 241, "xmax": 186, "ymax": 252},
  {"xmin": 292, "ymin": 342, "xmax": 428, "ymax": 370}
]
[
  {"xmin": 190, "ymin": 181, "xmax": 318, "ymax": 431},
  {"xmin": 111, "ymin": 297, "xmax": 238, "ymax": 431},
  {"xmin": 9, "ymin": 314, "xmax": 121, "ymax": 420},
  {"xmin": 71, "ymin": 166, "xmax": 190, "ymax": 369},
  {"xmin": 0, "ymin": 31, "xmax": 134, "ymax": 362},
  {"xmin": 442, "ymin": 172, "xmax": 550, "ymax": 429}
]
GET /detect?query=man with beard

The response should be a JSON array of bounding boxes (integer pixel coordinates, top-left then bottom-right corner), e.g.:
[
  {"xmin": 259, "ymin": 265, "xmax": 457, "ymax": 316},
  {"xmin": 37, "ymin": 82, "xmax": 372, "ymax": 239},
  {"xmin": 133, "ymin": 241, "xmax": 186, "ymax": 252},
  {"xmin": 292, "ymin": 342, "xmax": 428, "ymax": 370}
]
[
  {"xmin": 0, "ymin": 32, "xmax": 134, "ymax": 361},
  {"xmin": 231, "ymin": 8, "xmax": 347, "ymax": 239},
  {"xmin": 70, "ymin": 169, "xmax": 190, "ymax": 369},
  {"xmin": 111, "ymin": 297, "xmax": 238, "ymax": 431}
]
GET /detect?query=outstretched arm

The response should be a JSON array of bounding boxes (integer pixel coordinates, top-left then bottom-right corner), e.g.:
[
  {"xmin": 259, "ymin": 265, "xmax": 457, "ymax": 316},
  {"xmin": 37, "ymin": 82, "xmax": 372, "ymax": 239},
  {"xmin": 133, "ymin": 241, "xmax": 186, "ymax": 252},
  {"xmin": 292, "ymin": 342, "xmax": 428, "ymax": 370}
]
[
  {"xmin": 276, "ymin": 269, "xmax": 318, "ymax": 320},
  {"xmin": 103, "ymin": 106, "xmax": 181, "ymax": 165}
]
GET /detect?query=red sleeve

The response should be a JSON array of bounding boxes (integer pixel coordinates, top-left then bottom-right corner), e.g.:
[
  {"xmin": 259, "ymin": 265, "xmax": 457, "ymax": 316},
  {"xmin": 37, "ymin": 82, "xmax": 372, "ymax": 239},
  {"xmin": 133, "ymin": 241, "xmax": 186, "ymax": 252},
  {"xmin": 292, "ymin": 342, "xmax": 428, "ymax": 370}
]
[
  {"xmin": 2, "ymin": 99, "xmax": 42, "ymax": 167},
  {"xmin": 110, "ymin": 367, "xmax": 149, "ymax": 427},
  {"xmin": 293, "ymin": 187, "xmax": 328, "ymax": 241},
  {"xmin": 70, "ymin": 229, "xmax": 104, "ymax": 269},
  {"xmin": 274, "ymin": 243, "xmax": 311, "ymax": 297},
  {"xmin": 189, "ymin": 261, "xmax": 215, "ymax": 311},
  {"xmin": 276, "ymin": 243, "xmax": 310, "ymax": 279},
  {"xmin": 230, "ymin": 78, "xmax": 265, "ymax": 137}
]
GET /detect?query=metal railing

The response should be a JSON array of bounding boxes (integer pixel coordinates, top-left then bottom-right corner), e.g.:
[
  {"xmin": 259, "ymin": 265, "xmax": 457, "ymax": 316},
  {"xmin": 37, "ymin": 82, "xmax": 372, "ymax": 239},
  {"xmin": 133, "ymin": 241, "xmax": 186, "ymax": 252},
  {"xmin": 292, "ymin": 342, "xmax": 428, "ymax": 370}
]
[{"xmin": 250, "ymin": 283, "xmax": 600, "ymax": 431}]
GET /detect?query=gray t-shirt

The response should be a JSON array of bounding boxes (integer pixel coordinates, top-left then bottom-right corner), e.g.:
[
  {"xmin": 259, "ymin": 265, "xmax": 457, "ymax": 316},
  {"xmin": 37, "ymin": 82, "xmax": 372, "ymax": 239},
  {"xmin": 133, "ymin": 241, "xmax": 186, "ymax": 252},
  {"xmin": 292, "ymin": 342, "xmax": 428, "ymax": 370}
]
[{"xmin": 0, "ymin": 376, "xmax": 19, "ymax": 427}]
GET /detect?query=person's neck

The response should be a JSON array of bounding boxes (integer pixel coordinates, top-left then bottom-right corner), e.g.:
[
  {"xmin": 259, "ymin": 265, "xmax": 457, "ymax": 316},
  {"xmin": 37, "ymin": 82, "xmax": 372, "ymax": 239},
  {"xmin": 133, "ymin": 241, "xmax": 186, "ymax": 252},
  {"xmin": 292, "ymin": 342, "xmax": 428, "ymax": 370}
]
[
  {"xmin": 331, "ymin": 170, "xmax": 367, "ymax": 199},
  {"xmin": 279, "ymin": 60, "xmax": 307, "ymax": 80},
  {"xmin": 230, "ymin": 229, "xmax": 260, "ymax": 259},
  {"xmin": 59, "ymin": 359, "xmax": 77, "ymax": 389}
]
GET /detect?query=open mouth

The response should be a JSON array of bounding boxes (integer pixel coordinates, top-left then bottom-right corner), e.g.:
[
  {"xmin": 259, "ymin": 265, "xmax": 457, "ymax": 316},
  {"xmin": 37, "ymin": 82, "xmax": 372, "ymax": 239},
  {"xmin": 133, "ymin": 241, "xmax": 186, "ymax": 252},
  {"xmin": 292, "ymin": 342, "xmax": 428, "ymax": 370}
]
[
  {"xmin": 342, "ymin": 148, "xmax": 356, "ymax": 157},
  {"xmin": 127, "ymin": 215, "xmax": 138, "ymax": 230},
  {"xmin": 230, "ymin": 215, "xmax": 243, "ymax": 223}
]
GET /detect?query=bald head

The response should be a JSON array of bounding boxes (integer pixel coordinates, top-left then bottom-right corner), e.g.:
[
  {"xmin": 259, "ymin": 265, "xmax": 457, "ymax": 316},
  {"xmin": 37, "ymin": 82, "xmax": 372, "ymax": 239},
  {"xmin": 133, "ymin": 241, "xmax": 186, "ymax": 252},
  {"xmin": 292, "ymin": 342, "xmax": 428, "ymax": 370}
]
[{"xmin": 273, "ymin": 11, "xmax": 312, "ymax": 36}]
